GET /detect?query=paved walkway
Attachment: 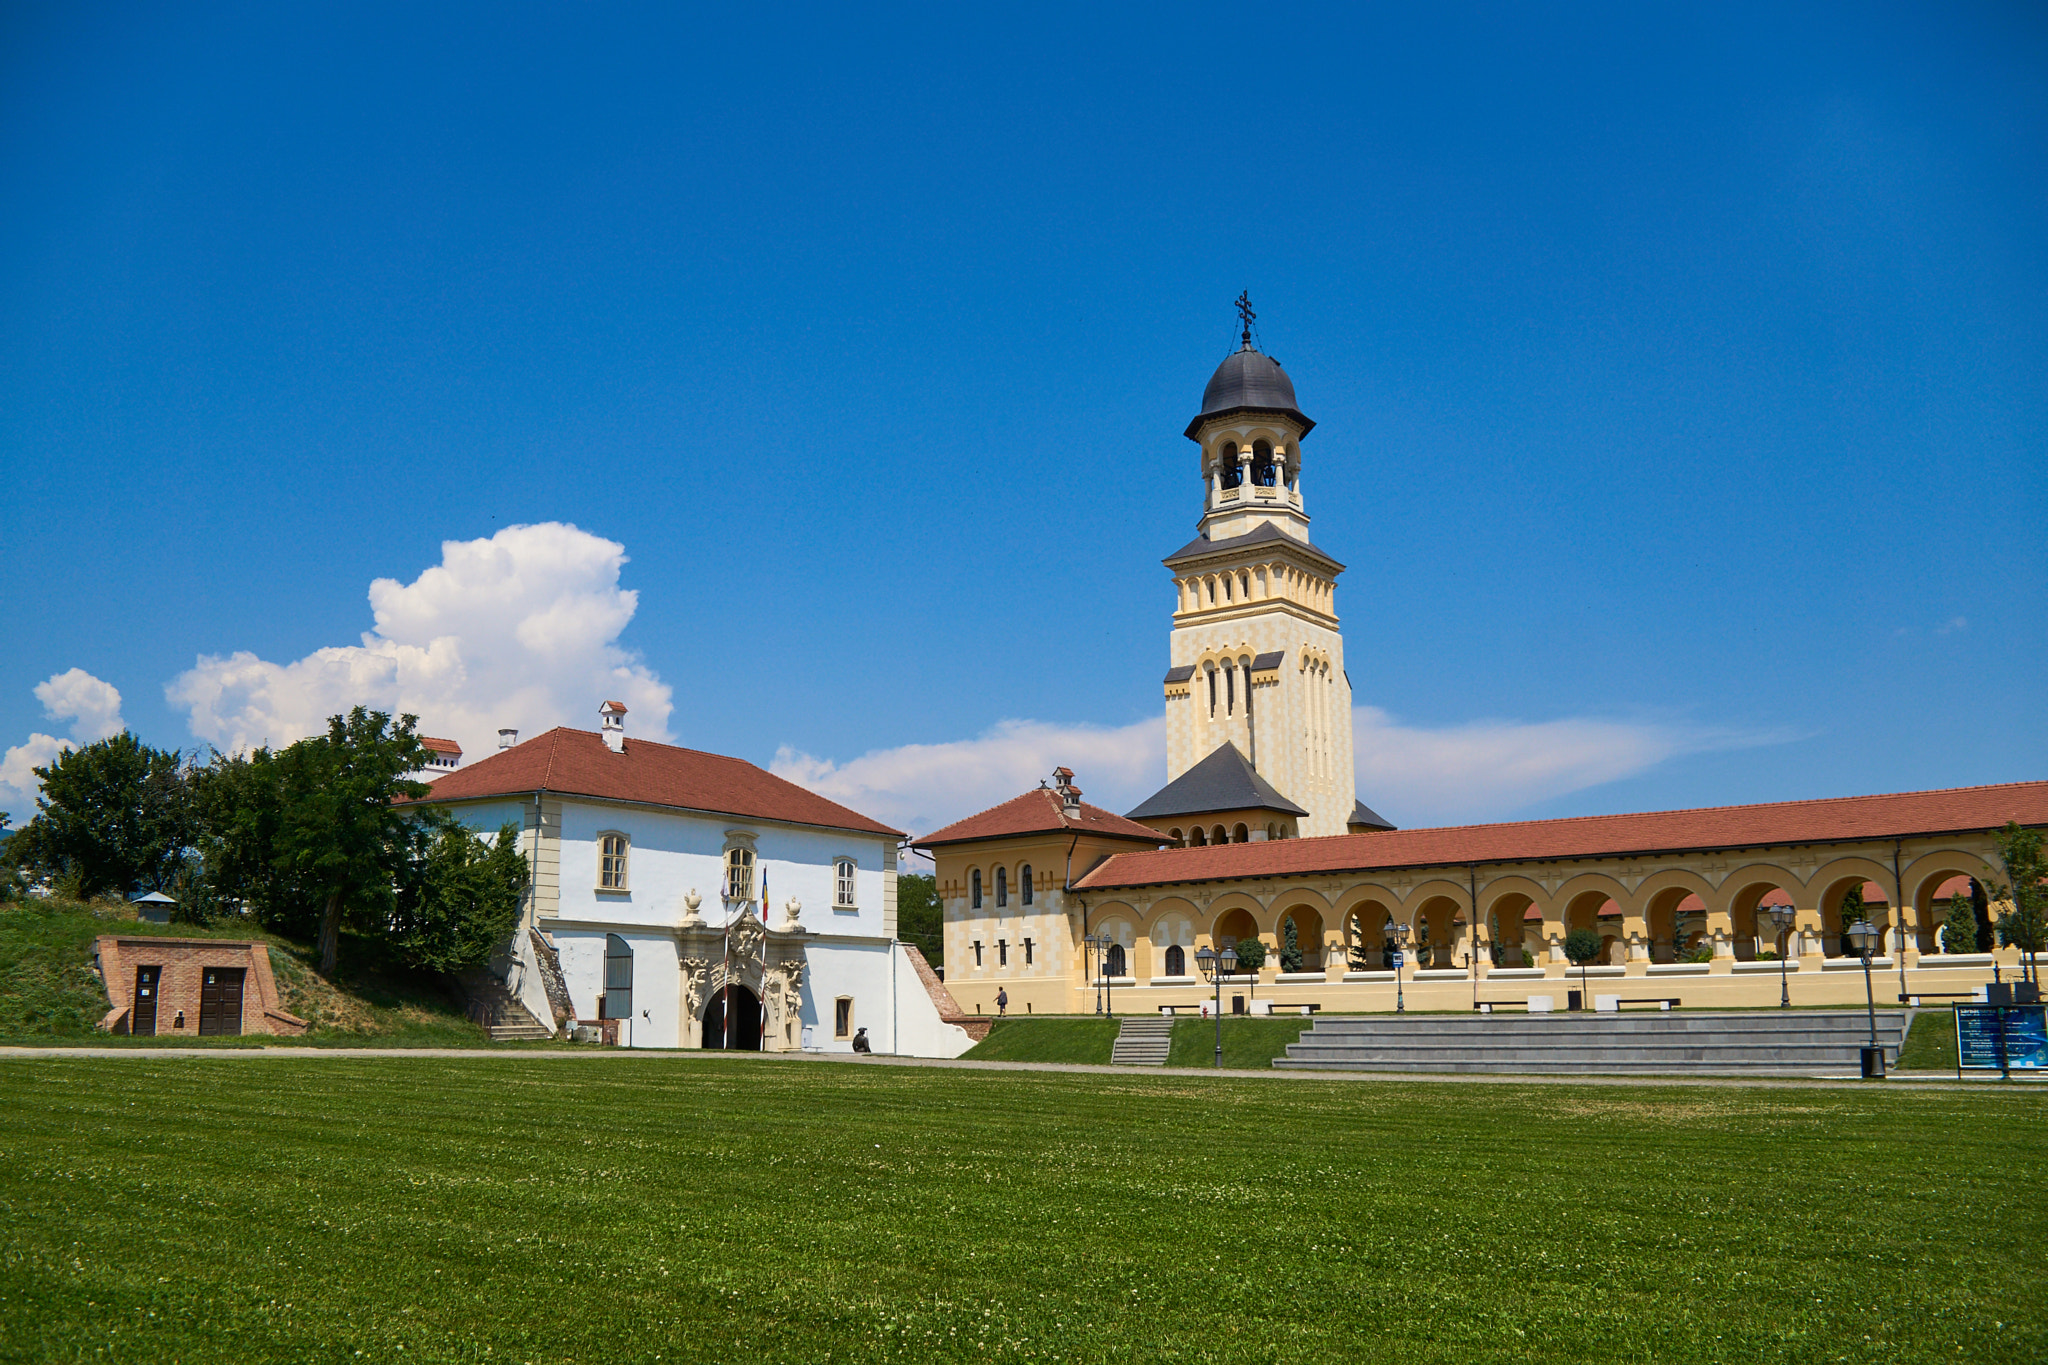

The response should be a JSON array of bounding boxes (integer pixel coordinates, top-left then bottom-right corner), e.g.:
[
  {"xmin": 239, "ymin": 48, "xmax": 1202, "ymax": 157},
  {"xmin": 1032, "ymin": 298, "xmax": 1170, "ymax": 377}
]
[{"xmin": 1, "ymin": 1044, "xmax": 2037, "ymax": 1091}]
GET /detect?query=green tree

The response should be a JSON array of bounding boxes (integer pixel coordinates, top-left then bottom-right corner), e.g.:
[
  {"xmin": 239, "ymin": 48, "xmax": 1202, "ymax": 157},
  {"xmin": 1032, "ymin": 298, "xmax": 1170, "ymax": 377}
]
[
  {"xmin": 1563, "ymin": 926, "xmax": 1604, "ymax": 1005},
  {"xmin": 389, "ymin": 816, "xmax": 529, "ymax": 973},
  {"xmin": 1231, "ymin": 931, "xmax": 1266, "ymax": 997},
  {"xmin": 895, "ymin": 870, "xmax": 941, "ymax": 967},
  {"xmin": 1838, "ymin": 883, "xmax": 1868, "ymax": 957},
  {"xmin": 5, "ymin": 734, "xmax": 192, "ymax": 900},
  {"xmin": 1942, "ymin": 889, "xmax": 1979, "ymax": 956},
  {"xmin": 1280, "ymin": 917, "xmax": 1304, "ymax": 973},
  {"xmin": 1986, "ymin": 821, "xmax": 2046, "ymax": 984}
]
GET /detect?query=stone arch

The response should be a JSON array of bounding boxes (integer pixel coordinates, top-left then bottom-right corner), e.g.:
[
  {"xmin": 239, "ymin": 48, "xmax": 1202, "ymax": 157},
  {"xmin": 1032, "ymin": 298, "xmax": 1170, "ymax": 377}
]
[
  {"xmin": 1811, "ymin": 863, "xmax": 1895, "ymax": 958},
  {"xmin": 1726, "ymin": 876, "xmax": 1802, "ymax": 963},
  {"xmin": 1483, "ymin": 889, "xmax": 1540, "ymax": 967},
  {"xmin": 1905, "ymin": 850, "xmax": 1998, "ymax": 954},
  {"xmin": 1212, "ymin": 906, "xmax": 1260, "ymax": 963},
  {"xmin": 1275, "ymin": 903, "xmax": 1326, "ymax": 972},
  {"xmin": 1146, "ymin": 907, "xmax": 1197, "ymax": 979},
  {"xmin": 1411, "ymin": 894, "xmax": 1464, "ymax": 969},
  {"xmin": 1336, "ymin": 891, "xmax": 1399, "ymax": 971}
]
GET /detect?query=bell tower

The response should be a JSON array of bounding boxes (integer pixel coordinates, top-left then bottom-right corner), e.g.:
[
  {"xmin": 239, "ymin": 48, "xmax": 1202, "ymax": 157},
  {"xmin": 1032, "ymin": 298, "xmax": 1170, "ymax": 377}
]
[{"xmin": 1134, "ymin": 300, "xmax": 1364, "ymax": 840}]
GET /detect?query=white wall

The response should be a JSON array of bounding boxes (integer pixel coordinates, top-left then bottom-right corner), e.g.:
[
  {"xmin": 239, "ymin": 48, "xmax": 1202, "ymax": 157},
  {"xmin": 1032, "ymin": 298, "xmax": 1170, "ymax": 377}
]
[{"xmin": 553, "ymin": 925, "xmax": 683, "ymax": 1048}]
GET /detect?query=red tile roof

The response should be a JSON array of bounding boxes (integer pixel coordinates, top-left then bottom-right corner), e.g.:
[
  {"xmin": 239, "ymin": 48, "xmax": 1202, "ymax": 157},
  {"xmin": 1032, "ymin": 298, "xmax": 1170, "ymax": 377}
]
[
  {"xmin": 913, "ymin": 788, "xmax": 1168, "ymax": 850},
  {"xmin": 417, "ymin": 727, "xmax": 902, "ymax": 837},
  {"xmin": 1075, "ymin": 780, "xmax": 2048, "ymax": 893},
  {"xmin": 420, "ymin": 736, "xmax": 462, "ymax": 755}
]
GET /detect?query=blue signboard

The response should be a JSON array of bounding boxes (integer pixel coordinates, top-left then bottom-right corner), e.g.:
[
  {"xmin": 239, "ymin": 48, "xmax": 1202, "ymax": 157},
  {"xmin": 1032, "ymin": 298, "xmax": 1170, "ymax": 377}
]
[
  {"xmin": 1390, "ymin": 951, "xmax": 1405, "ymax": 969},
  {"xmin": 1955, "ymin": 1004, "xmax": 2048, "ymax": 1071}
]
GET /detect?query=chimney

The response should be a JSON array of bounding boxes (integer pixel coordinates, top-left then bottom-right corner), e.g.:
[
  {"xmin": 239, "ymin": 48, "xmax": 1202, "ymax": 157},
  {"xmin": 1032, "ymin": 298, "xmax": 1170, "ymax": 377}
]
[
  {"xmin": 599, "ymin": 700, "xmax": 628, "ymax": 754},
  {"xmin": 498, "ymin": 728, "xmax": 518, "ymax": 750},
  {"xmin": 1053, "ymin": 767, "xmax": 1082, "ymax": 818}
]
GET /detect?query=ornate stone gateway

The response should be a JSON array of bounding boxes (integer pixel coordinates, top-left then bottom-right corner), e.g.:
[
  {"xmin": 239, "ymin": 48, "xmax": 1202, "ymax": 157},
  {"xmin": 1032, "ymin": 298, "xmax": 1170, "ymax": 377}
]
[{"xmin": 677, "ymin": 892, "xmax": 810, "ymax": 1051}]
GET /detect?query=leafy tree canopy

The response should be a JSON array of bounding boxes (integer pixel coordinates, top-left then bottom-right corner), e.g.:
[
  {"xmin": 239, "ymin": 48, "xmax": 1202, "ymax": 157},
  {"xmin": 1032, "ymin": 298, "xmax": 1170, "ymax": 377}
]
[
  {"xmin": 5, "ymin": 733, "xmax": 192, "ymax": 901},
  {"xmin": 1562, "ymin": 927, "xmax": 1605, "ymax": 965},
  {"xmin": 390, "ymin": 816, "xmax": 529, "ymax": 974},
  {"xmin": 896, "ymin": 870, "xmax": 941, "ymax": 967}
]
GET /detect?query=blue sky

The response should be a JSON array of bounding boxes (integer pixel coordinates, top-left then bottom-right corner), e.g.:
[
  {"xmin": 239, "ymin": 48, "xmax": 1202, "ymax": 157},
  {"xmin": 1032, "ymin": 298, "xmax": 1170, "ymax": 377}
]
[{"xmin": 3, "ymin": 1, "xmax": 2043, "ymax": 840}]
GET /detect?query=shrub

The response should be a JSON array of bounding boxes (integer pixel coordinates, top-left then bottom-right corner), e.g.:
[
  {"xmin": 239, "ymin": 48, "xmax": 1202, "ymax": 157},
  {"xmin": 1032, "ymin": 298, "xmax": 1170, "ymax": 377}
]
[
  {"xmin": 1563, "ymin": 927, "xmax": 1604, "ymax": 965},
  {"xmin": 1942, "ymin": 891, "xmax": 1979, "ymax": 956},
  {"xmin": 1280, "ymin": 918, "xmax": 1304, "ymax": 973},
  {"xmin": 1232, "ymin": 934, "xmax": 1267, "ymax": 973}
]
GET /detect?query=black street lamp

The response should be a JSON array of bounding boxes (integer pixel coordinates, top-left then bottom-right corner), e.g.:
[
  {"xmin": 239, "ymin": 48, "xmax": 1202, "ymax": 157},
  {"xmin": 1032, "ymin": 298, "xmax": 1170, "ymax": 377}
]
[
  {"xmin": 1384, "ymin": 915, "xmax": 1411, "ymax": 1013},
  {"xmin": 1768, "ymin": 903, "xmax": 1795, "ymax": 1008},
  {"xmin": 1194, "ymin": 943, "xmax": 1238, "ymax": 1067},
  {"xmin": 1095, "ymin": 932, "xmax": 1116, "ymax": 1019},
  {"xmin": 1847, "ymin": 918, "xmax": 1883, "ymax": 1077}
]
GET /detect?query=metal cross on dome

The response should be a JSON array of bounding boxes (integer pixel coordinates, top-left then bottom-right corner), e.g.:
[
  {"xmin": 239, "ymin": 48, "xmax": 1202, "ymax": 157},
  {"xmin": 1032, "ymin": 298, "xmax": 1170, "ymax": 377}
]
[{"xmin": 1235, "ymin": 291, "xmax": 1256, "ymax": 347}]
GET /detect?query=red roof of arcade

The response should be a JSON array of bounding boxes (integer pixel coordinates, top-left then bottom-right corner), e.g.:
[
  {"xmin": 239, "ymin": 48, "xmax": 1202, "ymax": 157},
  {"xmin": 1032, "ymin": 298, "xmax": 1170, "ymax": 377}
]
[
  {"xmin": 418, "ymin": 727, "xmax": 902, "ymax": 837},
  {"xmin": 1074, "ymin": 780, "xmax": 2048, "ymax": 892},
  {"xmin": 914, "ymin": 788, "xmax": 1167, "ymax": 849}
]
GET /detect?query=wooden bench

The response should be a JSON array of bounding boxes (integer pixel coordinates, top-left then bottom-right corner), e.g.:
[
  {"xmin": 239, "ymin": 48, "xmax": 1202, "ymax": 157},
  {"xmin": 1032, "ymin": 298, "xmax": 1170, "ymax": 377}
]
[
  {"xmin": 1156, "ymin": 1004, "xmax": 1204, "ymax": 1016},
  {"xmin": 1611, "ymin": 997, "xmax": 1682, "ymax": 1011},
  {"xmin": 1264, "ymin": 1002, "xmax": 1321, "ymax": 1016}
]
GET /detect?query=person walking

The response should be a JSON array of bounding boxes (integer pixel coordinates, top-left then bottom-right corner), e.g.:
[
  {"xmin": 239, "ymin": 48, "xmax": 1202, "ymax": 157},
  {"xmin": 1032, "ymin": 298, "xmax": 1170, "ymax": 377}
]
[{"xmin": 996, "ymin": 988, "xmax": 1009, "ymax": 1017}]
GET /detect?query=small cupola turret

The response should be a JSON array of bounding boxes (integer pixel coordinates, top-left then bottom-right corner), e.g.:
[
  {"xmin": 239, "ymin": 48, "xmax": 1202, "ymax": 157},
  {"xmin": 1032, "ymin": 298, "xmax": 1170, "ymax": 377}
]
[{"xmin": 599, "ymin": 700, "xmax": 628, "ymax": 753}]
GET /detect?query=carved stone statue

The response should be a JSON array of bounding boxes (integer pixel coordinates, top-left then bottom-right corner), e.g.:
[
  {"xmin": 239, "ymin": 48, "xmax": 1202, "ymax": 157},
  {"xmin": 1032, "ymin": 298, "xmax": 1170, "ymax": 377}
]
[
  {"xmin": 680, "ymin": 889, "xmax": 705, "ymax": 927},
  {"xmin": 781, "ymin": 895, "xmax": 803, "ymax": 930},
  {"xmin": 729, "ymin": 910, "xmax": 766, "ymax": 963},
  {"xmin": 680, "ymin": 957, "xmax": 712, "ymax": 1042}
]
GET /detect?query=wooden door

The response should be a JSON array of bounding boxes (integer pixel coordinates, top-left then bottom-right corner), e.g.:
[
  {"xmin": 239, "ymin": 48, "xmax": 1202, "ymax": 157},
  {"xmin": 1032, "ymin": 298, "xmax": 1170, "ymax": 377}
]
[
  {"xmin": 131, "ymin": 966, "xmax": 160, "ymax": 1037},
  {"xmin": 198, "ymin": 967, "xmax": 246, "ymax": 1036}
]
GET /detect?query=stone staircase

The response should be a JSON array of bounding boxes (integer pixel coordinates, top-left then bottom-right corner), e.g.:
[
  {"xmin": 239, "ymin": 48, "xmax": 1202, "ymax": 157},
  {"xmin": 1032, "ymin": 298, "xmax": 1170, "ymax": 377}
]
[
  {"xmin": 1111, "ymin": 1015, "xmax": 1175, "ymax": 1066},
  {"xmin": 1273, "ymin": 1010, "xmax": 1907, "ymax": 1076},
  {"xmin": 454, "ymin": 970, "xmax": 555, "ymax": 1042}
]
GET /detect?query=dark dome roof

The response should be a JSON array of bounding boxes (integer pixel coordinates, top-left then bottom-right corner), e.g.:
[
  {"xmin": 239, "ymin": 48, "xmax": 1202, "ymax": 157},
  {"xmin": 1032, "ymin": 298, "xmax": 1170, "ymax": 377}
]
[{"xmin": 1186, "ymin": 346, "xmax": 1314, "ymax": 439}]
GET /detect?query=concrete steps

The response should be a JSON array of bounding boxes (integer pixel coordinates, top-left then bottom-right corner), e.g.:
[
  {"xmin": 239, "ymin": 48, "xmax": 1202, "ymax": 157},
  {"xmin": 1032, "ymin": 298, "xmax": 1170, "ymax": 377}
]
[
  {"xmin": 1275, "ymin": 1010, "xmax": 1906, "ymax": 1076},
  {"xmin": 1112, "ymin": 1015, "xmax": 1175, "ymax": 1066},
  {"xmin": 454, "ymin": 969, "xmax": 556, "ymax": 1043}
]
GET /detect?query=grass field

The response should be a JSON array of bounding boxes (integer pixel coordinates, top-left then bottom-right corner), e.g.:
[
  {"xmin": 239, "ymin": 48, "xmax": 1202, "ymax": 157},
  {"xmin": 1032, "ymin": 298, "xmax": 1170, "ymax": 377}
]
[
  {"xmin": 0, "ymin": 898, "xmax": 493, "ymax": 1047},
  {"xmin": 2, "ymin": 1056, "xmax": 2042, "ymax": 1364}
]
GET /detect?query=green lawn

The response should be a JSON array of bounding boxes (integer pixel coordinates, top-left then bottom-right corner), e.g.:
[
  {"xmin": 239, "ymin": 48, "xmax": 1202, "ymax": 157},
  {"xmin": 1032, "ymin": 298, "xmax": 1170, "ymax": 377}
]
[
  {"xmin": 1897, "ymin": 1010, "xmax": 1960, "ymax": 1071},
  {"xmin": 0, "ymin": 898, "xmax": 496, "ymax": 1047},
  {"xmin": 963, "ymin": 1014, "xmax": 1117, "ymax": 1062},
  {"xmin": 1167, "ymin": 1015, "xmax": 1311, "ymax": 1068},
  {"xmin": 1, "ymin": 1057, "xmax": 2042, "ymax": 1363}
]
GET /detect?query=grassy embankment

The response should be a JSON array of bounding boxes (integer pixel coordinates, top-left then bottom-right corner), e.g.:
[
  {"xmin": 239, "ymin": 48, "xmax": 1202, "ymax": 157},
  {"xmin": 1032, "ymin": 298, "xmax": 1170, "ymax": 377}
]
[
  {"xmin": 0, "ymin": 897, "xmax": 494, "ymax": 1047},
  {"xmin": 2, "ymin": 1056, "xmax": 2042, "ymax": 1363}
]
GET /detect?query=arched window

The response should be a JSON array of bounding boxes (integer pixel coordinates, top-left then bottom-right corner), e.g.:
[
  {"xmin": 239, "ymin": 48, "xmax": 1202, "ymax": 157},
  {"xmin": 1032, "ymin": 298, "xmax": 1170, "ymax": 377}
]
[
  {"xmin": 1218, "ymin": 442, "xmax": 1242, "ymax": 489},
  {"xmin": 723, "ymin": 846, "xmax": 754, "ymax": 901},
  {"xmin": 971, "ymin": 869, "xmax": 983, "ymax": 909},
  {"xmin": 1266, "ymin": 822, "xmax": 1278, "ymax": 841},
  {"xmin": 1189, "ymin": 827, "xmax": 1206, "ymax": 846},
  {"xmin": 1020, "ymin": 865, "xmax": 1033, "ymax": 905},
  {"xmin": 1168, "ymin": 828, "xmax": 1183, "ymax": 846},
  {"xmin": 603, "ymin": 934, "xmax": 633, "ymax": 1019},
  {"xmin": 1107, "ymin": 943, "xmax": 1127, "ymax": 978},
  {"xmin": 1252, "ymin": 439, "xmax": 1275, "ymax": 486},
  {"xmin": 1224, "ymin": 662, "xmax": 1235, "ymax": 714},
  {"xmin": 1166, "ymin": 944, "xmax": 1185, "ymax": 976},
  {"xmin": 835, "ymin": 858, "xmax": 857, "ymax": 908},
  {"xmin": 1233, "ymin": 823, "xmax": 1250, "ymax": 844},
  {"xmin": 599, "ymin": 832, "xmax": 628, "ymax": 890},
  {"xmin": 1212, "ymin": 825, "xmax": 1227, "ymax": 845},
  {"xmin": 996, "ymin": 867, "xmax": 1008, "ymax": 908}
]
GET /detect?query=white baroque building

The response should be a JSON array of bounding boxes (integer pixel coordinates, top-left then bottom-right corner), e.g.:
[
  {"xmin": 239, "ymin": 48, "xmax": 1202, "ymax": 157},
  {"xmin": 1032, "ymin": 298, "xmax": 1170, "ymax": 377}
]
[{"xmin": 423, "ymin": 703, "xmax": 974, "ymax": 1055}]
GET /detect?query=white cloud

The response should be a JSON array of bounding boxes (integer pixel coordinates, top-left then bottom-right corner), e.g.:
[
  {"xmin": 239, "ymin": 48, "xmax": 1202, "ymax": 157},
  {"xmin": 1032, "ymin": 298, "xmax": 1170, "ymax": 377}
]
[
  {"xmin": 772, "ymin": 704, "xmax": 1773, "ymax": 849},
  {"xmin": 1, "ymin": 669, "xmax": 126, "ymax": 818},
  {"xmin": 167, "ymin": 523, "xmax": 672, "ymax": 758},
  {"xmin": 771, "ymin": 717, "xmax": 1168, "ymax": 847},
  {"xmin": 1352, "ymin": 706, "xmax": 1759, "ymax": 825},
  {"xmin": 1936, "ymin": 616, "xmax": 1968, "ymax": 635}
]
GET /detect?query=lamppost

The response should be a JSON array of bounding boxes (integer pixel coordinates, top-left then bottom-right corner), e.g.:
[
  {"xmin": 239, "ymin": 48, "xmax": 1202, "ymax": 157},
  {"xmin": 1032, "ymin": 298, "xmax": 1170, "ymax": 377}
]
[
  {"xmin": 1768, "ymin": 903, "xmax": 1795, "ymax": 1008},
  {"xmin": 1095, "ymin": 932, "xmax": 1116, "ymax": 1018},
  {"xmin": 1847, "ymin": 918, "xmax": 1883, "ymax": 1077},
  {"xmin": 1194, "ymin": 944, "xmax": 1238, "ymax": 1067},
  {"xmin": 1384, "ymin": 915, "xmax": 1410, "ymax": 1013}
]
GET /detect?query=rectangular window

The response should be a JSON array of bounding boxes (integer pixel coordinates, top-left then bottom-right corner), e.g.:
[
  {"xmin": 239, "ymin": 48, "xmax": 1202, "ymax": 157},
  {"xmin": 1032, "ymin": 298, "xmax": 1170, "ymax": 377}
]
[
  {"xmin": 835, "ymin": 858, "xmax": 857, "ymax": 908},
  {"xmin": 1024, "ymin": 937, "xmax": 1034, "ymax": 965},
  {"xmin": 998, "ymin": 939, "xmax": 1008, "ymax": 967},
  {"xmin": 834, "ymin": 997, "xmax": 854, "ymax": 1039},
  {"xmin": 973, "ymin": 940, "xmax": 983, "ymax": 967},
  {"xmin": 600, "ymin": 833, "xmax": 628, "ymax": 890}
]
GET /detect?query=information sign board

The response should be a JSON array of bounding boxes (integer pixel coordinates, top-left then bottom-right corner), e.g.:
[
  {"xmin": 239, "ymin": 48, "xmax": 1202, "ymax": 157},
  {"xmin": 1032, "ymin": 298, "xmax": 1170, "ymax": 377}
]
[
  {"xmin": 1955, "ymin": 1004, "xmax": 2048, "ymax": 1071},
  {"xmin": 1390, "ymin": 951, "xmax": 1405, "ymax": 969}
]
